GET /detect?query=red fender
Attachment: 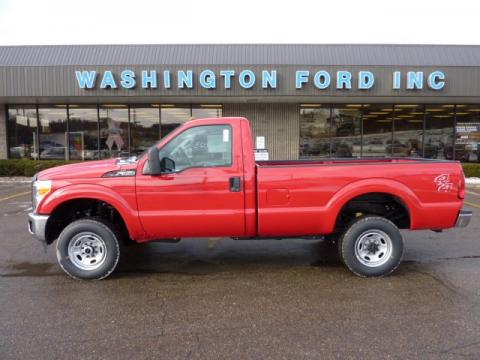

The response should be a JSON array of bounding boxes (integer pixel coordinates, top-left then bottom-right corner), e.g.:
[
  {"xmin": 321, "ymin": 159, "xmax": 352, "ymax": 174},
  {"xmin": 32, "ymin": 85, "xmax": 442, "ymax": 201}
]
[
  {"xmin": 324, "ymin": 178, "xmax": 423, "ymax": 232},
  {"xmin": 38, "ymin": 183, "xmax": 146, "ymax": 240}
]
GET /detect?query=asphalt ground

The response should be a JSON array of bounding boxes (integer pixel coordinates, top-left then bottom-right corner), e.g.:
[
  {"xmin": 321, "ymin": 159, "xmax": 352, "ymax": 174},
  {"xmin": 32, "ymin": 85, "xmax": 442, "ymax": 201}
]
[{"xmin": 0, "ymin": 182, "xmax": 480, "ymax": 359}]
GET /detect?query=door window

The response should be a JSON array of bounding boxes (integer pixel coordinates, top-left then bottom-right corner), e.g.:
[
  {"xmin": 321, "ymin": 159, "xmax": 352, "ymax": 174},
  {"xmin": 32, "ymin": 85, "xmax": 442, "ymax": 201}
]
[{"xmin": 158, "ymin": 125, "xmax": 232, "ymax": 172}]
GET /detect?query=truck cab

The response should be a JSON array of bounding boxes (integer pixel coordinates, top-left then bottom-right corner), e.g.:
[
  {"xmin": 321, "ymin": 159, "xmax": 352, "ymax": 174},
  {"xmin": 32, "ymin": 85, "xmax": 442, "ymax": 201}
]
[{"xmin": 136, "ymin": 119, "xmax": 253, "ymax": 239}]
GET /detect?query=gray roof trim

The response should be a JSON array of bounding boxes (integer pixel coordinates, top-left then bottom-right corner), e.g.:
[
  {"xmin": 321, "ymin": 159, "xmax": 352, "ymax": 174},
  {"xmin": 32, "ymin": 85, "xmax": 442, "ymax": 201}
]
[{"xmin": 1, "ymin": 44, "xmax": 480, "ymax": 67}]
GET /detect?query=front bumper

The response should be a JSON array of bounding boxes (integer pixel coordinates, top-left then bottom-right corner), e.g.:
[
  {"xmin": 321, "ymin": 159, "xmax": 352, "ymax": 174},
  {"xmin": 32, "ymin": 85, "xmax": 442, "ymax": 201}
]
[
  {"xmin": 28, "ymin": 212, "xmax": 49, "ymax": 244},
  {"xmin": 455, "ymin": 209, "xmax": 472, "ymax": 228}
]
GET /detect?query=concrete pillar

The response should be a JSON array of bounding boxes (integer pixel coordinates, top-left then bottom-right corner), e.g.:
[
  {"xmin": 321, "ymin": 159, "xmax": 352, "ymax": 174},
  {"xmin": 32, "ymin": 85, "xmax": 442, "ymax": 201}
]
[{"xmin": 0, "ymin": 105, "xmax": 7, "ymax": 159}]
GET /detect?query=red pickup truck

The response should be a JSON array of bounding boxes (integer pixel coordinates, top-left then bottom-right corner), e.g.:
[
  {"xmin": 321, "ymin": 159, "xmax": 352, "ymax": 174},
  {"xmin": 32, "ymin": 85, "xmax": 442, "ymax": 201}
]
[{"xmin": 28, "ymin": 117, "xmax": 472, "ymax": 280}]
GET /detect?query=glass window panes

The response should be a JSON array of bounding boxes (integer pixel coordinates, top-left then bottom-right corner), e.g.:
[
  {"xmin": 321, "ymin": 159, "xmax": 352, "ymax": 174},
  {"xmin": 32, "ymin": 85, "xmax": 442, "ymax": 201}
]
[
  {"xmin": 7, "ymin": 106, "xmax": 38, "ymax": 159},
  {"xmin": 425, "ymin": 105, "xmax": 454, "ymax": 160},
  {"xmin": 131, "ymin": 106, "xmax": 160, "ymax": 155},
  {"xmin": 331, "ymin": 105, "xmax": 362, "ymax": 158},
  {"xmin": 192, "ymin": 105, "xmax": 223, "ymax": 119},
  {"xmin": 299, "ymin": 105, "xmax": 331, "ymax": 158},
  {"xmin": 99, "ymin": 105, "xmax": 129, "ymax": 158},
  {"xmin": 393, "ymin": 104, "xmax": 424, "ymax": 157},
  {"xmin": 158, "ymin": 125, "xmax": 232, "ymax": 172},
  {"xmin": 455, "ymin": 105, "xmax": 480, "ymax": 162},
  {"xmin": 38, "ymin": 106, "xmax": 68, "ymax": 160},
  {"xmin": 68, "ymin": 106, "xmax": 99, "ymax": 160},
  {"xmin": 362, "ymin": 104, "xmax": 393, "ymax": 157},
  {"xmin": 8, "ymin": 103, "xmax": 480, "ymax": 163},
  {"xmin": 161, "ymin": 105, "xmax": 191, "ymax": 138}
]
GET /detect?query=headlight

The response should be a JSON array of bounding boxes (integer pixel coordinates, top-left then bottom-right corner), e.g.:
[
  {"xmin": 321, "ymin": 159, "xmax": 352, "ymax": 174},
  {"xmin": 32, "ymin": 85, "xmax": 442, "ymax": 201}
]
[{"xmin": 32, "ymin": 180, "xmax": 52, "ymax": 211}]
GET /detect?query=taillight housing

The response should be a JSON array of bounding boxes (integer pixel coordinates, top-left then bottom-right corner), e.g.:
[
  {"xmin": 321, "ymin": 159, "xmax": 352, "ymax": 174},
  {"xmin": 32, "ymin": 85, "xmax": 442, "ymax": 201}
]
[{"xmin": 458, "ymin": 171, "xmax": 466, "ymax": 199}]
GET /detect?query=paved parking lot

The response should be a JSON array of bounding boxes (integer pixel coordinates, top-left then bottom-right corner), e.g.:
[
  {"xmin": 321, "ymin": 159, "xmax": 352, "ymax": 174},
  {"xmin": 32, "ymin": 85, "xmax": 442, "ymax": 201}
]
[{"xmin": 1, "ymin": 181, "xmax": 480, "ymax": 359}]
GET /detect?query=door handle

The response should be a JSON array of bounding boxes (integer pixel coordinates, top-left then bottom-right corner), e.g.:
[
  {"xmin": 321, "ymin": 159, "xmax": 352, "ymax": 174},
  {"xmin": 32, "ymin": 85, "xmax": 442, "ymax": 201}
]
[{"xmin": 229, "ymin": 177, "xmax": 241, "ymax": 192}]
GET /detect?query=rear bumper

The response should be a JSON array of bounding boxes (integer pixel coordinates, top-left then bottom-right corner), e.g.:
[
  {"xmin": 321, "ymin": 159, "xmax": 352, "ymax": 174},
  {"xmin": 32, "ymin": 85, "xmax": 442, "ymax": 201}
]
[
  {"xmin": 455, "ymin": 209, "xmax": 472, "ymax": 228},
  {"xmin": 28, "ymin": 212, "xmax": 49, "ymax": 244}
]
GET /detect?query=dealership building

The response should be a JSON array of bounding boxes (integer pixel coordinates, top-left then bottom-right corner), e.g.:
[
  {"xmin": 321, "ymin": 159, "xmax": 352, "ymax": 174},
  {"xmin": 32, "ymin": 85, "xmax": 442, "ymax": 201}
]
[{"xmin": 1, "ymin": 44, "xmax": 480, "ymax": 162}]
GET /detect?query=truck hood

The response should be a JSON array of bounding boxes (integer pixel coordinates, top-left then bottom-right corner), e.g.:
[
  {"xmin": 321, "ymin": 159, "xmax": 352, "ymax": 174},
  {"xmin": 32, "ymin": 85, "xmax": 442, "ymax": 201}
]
[{"xmin": 37, "ymin": 158, "xmax": 139, "ymax": 181}]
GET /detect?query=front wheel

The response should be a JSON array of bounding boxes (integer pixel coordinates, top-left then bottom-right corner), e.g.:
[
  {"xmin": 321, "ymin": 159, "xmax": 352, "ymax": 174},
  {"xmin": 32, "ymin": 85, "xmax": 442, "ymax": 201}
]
[
  {"xmin": 56, "ymin": 219, "xmax": 121, "ymax": 280},
  {"xmin": 338, "ymin": 216, "xmax": 404, "ymax": 277}
]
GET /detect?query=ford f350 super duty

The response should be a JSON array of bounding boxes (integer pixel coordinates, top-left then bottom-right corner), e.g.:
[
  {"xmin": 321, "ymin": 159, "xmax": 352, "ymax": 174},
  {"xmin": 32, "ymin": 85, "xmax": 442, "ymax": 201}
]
[{"xmin": 28, "ymin": 117, "xmax": 472, "ymax": 280}]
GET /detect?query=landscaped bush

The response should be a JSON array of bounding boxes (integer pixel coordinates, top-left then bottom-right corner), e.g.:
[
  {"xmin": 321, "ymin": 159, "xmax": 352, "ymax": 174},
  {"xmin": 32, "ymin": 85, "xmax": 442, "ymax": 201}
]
[
  {"xmin": 462, "ymin": 163, "xmax": 480, "ymax": 178},
  {"xmin": 0, "ymin": 159, "xmax": 78, "ymax": 177}
]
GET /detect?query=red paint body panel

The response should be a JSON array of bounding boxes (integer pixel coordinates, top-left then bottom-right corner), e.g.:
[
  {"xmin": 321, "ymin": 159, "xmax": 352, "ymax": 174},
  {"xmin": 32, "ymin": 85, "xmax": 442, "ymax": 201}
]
[
  {"xmin": 35, "ymin": 117, "xmax": 465, "ymax": 242},
  {"xmin": 135, "ymin": 118, "xmax": 247, "ymax": 240},
  {"xmin": 256, "ymin": 162, "xmax": 462, "ymax": 236},
  {"xmin": 39, "ymin": 179, "xmax": 145, "ymax": 240}
]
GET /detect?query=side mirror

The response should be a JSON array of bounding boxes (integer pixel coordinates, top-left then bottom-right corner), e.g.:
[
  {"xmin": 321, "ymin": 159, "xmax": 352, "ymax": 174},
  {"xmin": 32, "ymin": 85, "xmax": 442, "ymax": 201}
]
[
  {"xmin": 160, "ymin": 157, "xmax": 175, "ymax": 173},
  {"xmin": 147, "ymin": 146, "xmax": 161, "ymax": 175}
]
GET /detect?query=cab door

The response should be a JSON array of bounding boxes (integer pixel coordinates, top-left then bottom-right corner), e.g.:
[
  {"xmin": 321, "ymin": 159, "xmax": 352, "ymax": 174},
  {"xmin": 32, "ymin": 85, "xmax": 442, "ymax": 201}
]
[{"xmin": 136, "ymin": 122, "xmax": 245, "ymax": 239}]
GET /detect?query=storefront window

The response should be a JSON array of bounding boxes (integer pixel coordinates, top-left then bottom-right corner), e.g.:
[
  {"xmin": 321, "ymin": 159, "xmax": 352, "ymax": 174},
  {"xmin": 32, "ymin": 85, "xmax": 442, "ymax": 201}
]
[
  {"xmin": 68, "ymin": 106, "xmax": 99, "ymax": 160},
  {"xmin": 7, "ymin": 102, "xmax": 474, "ymax": 163},
  {"xmin": 393, "ymin": 104, "xmax": 424, "ymax": 157},
  {"xmin": 192, "ymin": 105, "xmax": 223, "ymax": 119},
  {"xmin": 424, "ymin": 105, "xmax": 454, "ymax": 160},
  {"xmin": 38, "ymin": 106, "xmax": 68, "ymax": 160},
  {"xmin": 6, "ymin": 104, "xmax": 222, "ymax": 160},
  {"xmin": 299, "ymin": 105, "xmax": 331, "ymax": 158},
  {"xmin": 455, "ymin": 105, "xmax": 480, "ymax": 162},
  {"xmin": 331, "ymin": 104, "xmax": 362, "ymax": 157},
  {"xmin": 99, "ymin": 105, "xmax": 129, "ymax": 158},
  {"xmin": 7, "ymin": 106, "xmax": 38, "ymax": 159},
  {"xmin": 131, "ymin": 106, "xmax": 160, "ymax": 155},
  {"xmin": 160, "ymin": 105, "xmax": 191, "ymax": 138},
  {"xmin": 362, "ymin": 104, "xmax": 393, "ymax": 157}
]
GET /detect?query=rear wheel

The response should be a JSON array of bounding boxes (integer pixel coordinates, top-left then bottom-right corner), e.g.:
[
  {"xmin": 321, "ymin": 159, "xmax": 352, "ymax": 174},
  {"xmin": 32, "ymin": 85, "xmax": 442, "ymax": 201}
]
[
  {"xmin": 56, "ymin": 219, "xmax": 121, "ymax": 280},
  {"xmin": 338, "ymin": 216, "xmax": 403, "ymax": 277}
]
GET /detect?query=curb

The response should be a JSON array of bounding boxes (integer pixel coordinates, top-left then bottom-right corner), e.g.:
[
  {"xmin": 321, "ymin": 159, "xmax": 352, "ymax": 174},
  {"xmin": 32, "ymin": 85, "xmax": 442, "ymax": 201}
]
[
  {"xmin": 0, "ymin": 177, "xmax": 32, "ymax": 184},
  {"xmin": 466, "ymin": 178, "xmax": 480, "ymax": 186}
]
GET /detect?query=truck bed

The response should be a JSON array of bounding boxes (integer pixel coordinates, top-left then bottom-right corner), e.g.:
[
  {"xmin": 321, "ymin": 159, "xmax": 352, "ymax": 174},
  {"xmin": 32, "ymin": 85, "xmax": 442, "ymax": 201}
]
[{"xmin": 255, "ymin": 157, "xmax": 464, "ymax": 237}]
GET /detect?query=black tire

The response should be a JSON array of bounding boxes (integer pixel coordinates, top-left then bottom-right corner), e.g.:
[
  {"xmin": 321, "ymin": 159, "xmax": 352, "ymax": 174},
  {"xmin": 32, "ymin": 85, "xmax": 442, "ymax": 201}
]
[
  {"xmin": 337, "ymin": 216, "xmax": 403, "ymax": 277},
  {"xmin": 56, "ymin": 219, "xmax": 121, "ymax": 280}
]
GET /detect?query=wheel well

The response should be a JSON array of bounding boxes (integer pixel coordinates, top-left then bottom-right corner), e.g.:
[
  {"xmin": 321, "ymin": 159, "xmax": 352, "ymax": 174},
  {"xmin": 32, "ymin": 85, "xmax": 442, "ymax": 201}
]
[
  {"xmin": 334, "ymin": 192, "xmax": 410, "ymax": 232},
  {"xmin": 45, "ymin": 198, "xmax": 130, "ymax": 245}
]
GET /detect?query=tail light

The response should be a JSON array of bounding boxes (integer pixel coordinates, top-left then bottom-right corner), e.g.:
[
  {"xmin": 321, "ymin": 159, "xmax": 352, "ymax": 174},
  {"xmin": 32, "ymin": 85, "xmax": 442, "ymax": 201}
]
[{"xmin": 458, "ymin": 171, "xmax": 466, "ymax": 199}]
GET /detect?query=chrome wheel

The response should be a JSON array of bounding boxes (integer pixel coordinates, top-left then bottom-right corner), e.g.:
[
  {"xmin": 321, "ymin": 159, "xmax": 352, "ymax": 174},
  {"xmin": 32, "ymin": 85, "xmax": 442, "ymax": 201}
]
[
  {"xmin": 354, "ymin": 229, "xmax": 392, "ymax": 268},
  {"xmin": 67, "ymin": 232, "xmax": 107, "ymax": 271}
]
